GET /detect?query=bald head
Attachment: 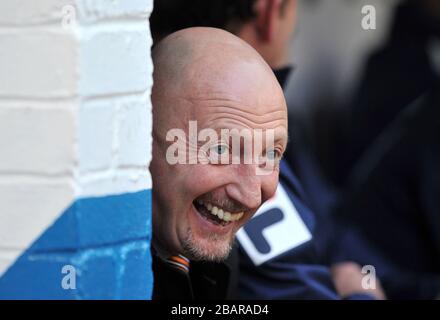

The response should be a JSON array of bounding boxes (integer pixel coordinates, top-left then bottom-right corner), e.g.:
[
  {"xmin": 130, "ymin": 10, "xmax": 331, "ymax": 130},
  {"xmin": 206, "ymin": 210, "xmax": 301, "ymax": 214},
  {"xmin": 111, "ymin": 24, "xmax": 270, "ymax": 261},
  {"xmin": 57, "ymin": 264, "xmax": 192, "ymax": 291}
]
[
  {"xmin": 150, "ymin": 27, "xmax": 288, "ymax": 262},
  {"xmin": 152, "ymin": 27, "xmax": 276, "ymax": 89},
  {"xmin": 151, "ymin": 27, "xmax": 286, "ymax": 134}
]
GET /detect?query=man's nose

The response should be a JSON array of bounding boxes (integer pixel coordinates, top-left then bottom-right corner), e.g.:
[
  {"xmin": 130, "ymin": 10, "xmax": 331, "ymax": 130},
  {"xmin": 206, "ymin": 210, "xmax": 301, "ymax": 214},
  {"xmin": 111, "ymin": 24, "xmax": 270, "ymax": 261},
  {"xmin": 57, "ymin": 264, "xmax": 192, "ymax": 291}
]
[{"xmin": 225, "ymin": 164, "xmax": 262, "ymax": 210}]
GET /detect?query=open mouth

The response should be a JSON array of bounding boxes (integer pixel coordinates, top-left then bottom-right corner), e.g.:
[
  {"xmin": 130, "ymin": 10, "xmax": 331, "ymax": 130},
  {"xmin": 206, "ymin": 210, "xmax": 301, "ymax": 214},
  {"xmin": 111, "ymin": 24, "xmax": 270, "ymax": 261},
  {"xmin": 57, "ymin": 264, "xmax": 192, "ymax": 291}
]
[{"xmin": 193, "ymin": 199, "xmax": 244, "ymax": 227}]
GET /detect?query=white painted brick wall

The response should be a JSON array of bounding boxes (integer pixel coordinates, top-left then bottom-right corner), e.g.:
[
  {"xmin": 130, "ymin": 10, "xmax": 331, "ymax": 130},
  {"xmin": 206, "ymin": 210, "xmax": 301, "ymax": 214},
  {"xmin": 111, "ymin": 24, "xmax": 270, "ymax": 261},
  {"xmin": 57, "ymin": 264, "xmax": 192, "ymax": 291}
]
[
  {"xmin": 0, "ymin": 0, "xmax": 153, "ymax": 276},
  {"xmin": 0, "ymin": 0, "xmax": 153, "ymax": 25},
  {"xmin": 79, "ymin": 100, "xmax": 114, "ymax": 172},
  {"xmin": 117, "ymin": 96, "xmax": 151, "ymax": 167},
  {"xmin": 0, "ymin": 0, "xmax": 74, "ymax": 25},
  {"xmin": 0, "ymin": 31, "xmax": 78, "ymax": 98},
  {"xmin": 0, "ymin": 103, "xmax": 76, "ymax": 174},
  {"xmin": 79, "ymin": 28, "xmax": 151, "ymax": 97},
  {"xmin": 0, "ymin": 180, "xmax": 75, "ymax": 249}
]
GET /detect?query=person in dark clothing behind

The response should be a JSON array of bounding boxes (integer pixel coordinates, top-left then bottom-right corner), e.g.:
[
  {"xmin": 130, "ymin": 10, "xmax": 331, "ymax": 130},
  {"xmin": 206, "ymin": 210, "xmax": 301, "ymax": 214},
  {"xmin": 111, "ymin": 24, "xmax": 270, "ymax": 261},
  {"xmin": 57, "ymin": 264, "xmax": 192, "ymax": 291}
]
[
  {"xmin": 150, "ymin": 0, "xmax": 385, "ymax": 300},
  {"xmin": 323, "ymin": 0, "xmax": 440, "ymax": 300},
  {"xmin": 328, "ymin": 77, "xmax": 440, "ymax": 300},
  {"xmin": 150, "ymin": 27, "xmax": 289, "ymax": 300},
  {"xmin": 337, "ymin": 0, "xmax": 440, "ymax": 185}
]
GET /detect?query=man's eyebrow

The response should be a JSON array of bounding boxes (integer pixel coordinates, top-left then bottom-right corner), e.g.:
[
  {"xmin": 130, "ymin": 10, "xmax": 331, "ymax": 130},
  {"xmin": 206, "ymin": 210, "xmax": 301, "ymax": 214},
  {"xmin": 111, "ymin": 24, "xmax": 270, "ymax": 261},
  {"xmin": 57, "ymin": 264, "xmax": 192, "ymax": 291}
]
[{"xmin": 274, "ymin": 129, "xmax": 289, "ymax": 144}]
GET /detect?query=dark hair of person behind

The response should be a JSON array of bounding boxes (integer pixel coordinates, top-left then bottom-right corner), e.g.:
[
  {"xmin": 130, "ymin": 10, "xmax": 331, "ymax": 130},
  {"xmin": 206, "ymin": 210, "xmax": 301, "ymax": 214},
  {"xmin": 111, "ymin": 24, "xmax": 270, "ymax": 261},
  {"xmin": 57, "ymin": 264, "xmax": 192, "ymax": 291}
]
[{"xmin": 150, "ymin": 0, "xmax": 258, "ymax": 42}]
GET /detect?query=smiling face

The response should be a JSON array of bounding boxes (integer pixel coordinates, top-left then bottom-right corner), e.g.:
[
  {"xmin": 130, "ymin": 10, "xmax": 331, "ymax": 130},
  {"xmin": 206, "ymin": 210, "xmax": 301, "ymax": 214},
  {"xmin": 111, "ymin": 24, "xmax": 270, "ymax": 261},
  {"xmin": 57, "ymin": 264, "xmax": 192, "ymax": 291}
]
[{"xmin": 150, "ymin": 28, "xmax": 288, "ymax": 261}]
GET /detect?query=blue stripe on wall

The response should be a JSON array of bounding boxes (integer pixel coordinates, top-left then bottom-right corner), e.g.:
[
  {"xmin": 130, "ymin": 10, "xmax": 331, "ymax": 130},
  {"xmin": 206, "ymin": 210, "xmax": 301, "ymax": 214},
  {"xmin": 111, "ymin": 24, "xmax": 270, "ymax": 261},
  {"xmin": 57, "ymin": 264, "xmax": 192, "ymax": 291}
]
[{"xmin": 0, "ymin": 190, "xmax": 153, "ymax": 300}]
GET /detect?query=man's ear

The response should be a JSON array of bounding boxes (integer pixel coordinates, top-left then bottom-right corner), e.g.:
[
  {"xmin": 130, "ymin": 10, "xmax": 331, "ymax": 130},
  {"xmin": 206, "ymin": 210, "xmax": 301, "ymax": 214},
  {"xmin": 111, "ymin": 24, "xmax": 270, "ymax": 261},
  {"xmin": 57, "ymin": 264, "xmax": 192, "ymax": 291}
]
[{"xmin": 255, "ymin": 0, "xmax": 282, "ymax": 43}]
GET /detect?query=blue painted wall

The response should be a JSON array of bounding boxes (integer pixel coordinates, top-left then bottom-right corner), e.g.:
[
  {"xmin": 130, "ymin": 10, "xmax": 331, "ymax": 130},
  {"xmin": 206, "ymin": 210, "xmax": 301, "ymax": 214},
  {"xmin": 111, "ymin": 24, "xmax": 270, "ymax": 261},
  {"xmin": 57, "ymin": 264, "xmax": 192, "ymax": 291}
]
[{"xmin": 0, "ymin": 190, "xmax": 153, "ymax": 299}]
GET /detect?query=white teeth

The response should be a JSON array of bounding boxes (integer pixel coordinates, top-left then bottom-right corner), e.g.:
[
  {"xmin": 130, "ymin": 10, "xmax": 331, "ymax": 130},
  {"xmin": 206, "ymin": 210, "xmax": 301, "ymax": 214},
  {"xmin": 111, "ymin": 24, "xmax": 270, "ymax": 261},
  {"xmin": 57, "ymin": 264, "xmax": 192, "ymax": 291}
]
[
  {"xmin": 217, "ymin": 209, "xmax": 224, "ymax": 219},
  {"xmin": 198, "ymin": 201, "xmax": 244, "ymax": 223}
]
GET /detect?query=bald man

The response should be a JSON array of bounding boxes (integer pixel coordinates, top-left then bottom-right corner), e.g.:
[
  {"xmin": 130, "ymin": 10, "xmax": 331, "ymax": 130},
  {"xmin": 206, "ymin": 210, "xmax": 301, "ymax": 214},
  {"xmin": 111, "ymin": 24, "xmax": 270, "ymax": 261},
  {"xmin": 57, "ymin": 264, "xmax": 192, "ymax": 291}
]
[{"xmin": 150, "ymin": 27, "xmax": 288, "ymax": 300}]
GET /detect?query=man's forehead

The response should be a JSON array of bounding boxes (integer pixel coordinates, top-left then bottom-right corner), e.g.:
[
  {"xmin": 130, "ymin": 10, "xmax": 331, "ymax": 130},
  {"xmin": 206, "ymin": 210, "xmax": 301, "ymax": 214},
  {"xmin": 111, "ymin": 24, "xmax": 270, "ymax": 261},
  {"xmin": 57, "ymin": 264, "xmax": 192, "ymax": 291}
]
[
  {"xmin": 177, "ymin": 75, "xmax": 286, "ymax": 119},
  {"xmin": 171, "ymin": 88, "xmax": 288, "ymax": 139},
  {"xmin": 184, "ymin": 57, "xmax": 278, "ymax": 94}
]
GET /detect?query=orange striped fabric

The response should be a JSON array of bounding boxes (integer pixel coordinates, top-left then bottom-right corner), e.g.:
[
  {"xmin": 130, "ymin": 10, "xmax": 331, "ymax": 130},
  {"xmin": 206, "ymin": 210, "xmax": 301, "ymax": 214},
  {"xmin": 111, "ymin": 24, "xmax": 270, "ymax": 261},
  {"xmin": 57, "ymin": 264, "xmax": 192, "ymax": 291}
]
[{"xmin": 166, "ymin": 254, "xmax": 190, "ymax": 273}]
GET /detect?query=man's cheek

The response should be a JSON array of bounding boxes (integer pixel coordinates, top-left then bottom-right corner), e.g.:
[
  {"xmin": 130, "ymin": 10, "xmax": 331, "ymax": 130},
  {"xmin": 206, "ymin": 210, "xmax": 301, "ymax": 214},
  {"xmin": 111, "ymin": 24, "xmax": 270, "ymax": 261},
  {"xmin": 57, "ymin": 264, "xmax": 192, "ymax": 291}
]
[
  {"xmin": 186, "ymin": 167, "xmax": 216, "ymax": 190},
  {"xmin": 263, "ymin": 174, "xmax": 279, "ymax": 201}
]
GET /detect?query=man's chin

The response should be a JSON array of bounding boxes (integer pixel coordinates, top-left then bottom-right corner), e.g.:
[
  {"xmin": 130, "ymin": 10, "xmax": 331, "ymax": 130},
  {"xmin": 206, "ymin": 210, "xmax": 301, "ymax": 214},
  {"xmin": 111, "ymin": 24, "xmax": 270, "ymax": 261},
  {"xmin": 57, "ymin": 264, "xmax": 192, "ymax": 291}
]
[{"xmin": 181, "ymin": 230, "xmax": 233, "ymax": 262}]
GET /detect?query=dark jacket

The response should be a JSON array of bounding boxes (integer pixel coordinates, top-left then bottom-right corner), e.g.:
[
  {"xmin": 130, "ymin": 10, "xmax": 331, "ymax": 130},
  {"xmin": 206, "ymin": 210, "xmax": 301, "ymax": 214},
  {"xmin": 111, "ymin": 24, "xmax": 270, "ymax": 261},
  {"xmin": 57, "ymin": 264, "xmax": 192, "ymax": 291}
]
[
  {"xmin": 152, "ymin": 247, "xmax": 238, "ymax": 300},
  {"xmin": 329, "ymin": 81, "xmax": 440, "ymax": 299}
]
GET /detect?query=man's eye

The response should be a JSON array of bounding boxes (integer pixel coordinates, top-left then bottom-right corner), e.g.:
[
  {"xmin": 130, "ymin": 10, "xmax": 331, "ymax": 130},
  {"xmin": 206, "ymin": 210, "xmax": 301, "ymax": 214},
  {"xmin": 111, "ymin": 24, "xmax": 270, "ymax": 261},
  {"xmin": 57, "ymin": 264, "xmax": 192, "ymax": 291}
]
[
  {"xmin": 266, "ymin": 149, "xmax": 281, "ymax": 161},
  {"xmin": 211, "ymin": 144, "xmax": 229, "ymax": 155}
]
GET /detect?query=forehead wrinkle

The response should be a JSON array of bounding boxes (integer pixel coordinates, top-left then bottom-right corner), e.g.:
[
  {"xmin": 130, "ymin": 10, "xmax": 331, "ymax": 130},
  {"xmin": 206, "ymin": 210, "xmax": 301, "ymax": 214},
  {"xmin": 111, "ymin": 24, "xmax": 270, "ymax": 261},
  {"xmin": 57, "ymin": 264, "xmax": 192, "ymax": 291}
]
[
  {"xmin": 183, "ymin": 91, "xmax": 265, "ymax": 102},
  {"xmin": 184, "ymin": 92, "xmax": 285, "ymax": 112},
  {"xmin": 205, "ymin": 104, "xmax": 287, "ymax": 118},
  {"xmin": 204, "ymin": 114, "xmax": 287, "ymax": 129},
  {"xmin": 202, "ymin": 104, "xmax": 287, "ymax": 127},
  {"xmin": 186, "ymin": 92, "xmax": 279, "ymax": 101},
  {"xmin": 180, "ymin": 96, "xmax": 287, "ymax": 126}
]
